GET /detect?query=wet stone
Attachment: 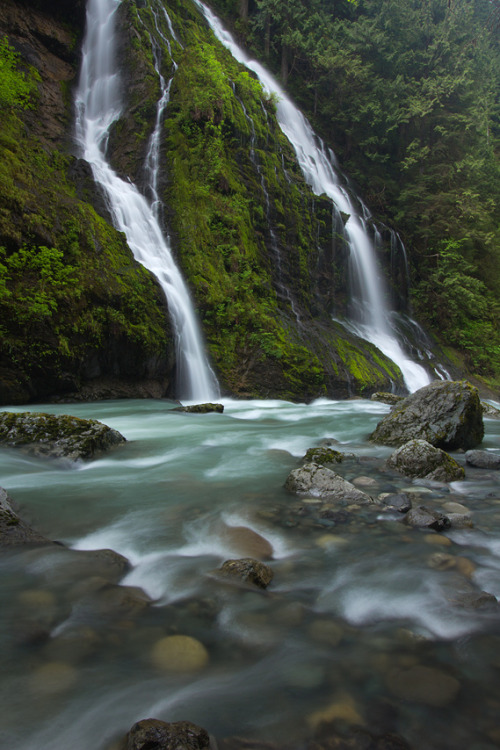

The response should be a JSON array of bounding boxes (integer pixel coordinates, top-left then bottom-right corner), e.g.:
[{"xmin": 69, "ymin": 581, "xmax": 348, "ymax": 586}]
[
  {"xmin": 403, "ymin": 506, "xmax": 451, "ymax": 532},
  {"xmin": 217, "ymin": 558, "xmax": 273, "ymax": 589},
  {"xmin": 379, "ymin": 493, "xmax": 412, "ymax": 514},
  {"xmin": 465, "ymin": 450, "xmax": 500, "ymax": 470},
  {"xmin": 124, "ymin": 719, "xmax": 211, "ymax": 750},
  {"xmin": 151, "ymin": 635, "xmax": 209, "ymax": 672}
]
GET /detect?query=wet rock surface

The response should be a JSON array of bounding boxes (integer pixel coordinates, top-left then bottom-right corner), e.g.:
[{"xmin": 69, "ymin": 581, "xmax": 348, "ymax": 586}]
[
  {"xmin": 285, "ymin": 463, "xmax": 375, "ymax": 504},
  {"xmin": 217, "ymin": 558, "xmax": 274, "ymax": 589},
  {"xmin": 369, "ymin": 380, "xmax": 484, "ymax": 450},
  {"xmin": 465, "ymin": 449, "xmax": 500, "ymax": 469},
  {"xmin": 0, "ymin": 411, "xmax": 126, "ymax": 461},
  {"xmin": 386, "ymin": 439, "xmax": 465, "ymax": 482},
  {"xmin": 123, "ymin": 719, "xmax": 211, "ymax": 750},
  {"xmin": 173, "ymin": 403, "xmax": 224, "ymax": 414},
  {"xmin": 403, "ymin": 506, "xmax": 451, "ymax": 532},
  {"xmin": 0, "ymin": 486, "xmax": 52, "ymax": 547}
]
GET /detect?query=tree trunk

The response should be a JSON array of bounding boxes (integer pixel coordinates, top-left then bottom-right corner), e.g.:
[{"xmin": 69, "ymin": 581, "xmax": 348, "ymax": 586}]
[{"xmin": 281, "ymin": 44, "xmax": 289, "ymax": 85}]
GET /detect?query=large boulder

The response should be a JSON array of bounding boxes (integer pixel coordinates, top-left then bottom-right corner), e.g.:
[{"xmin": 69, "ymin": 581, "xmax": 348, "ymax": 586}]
[
  {"xmin": 0, "ymin": 411, "xmax": 126, "ymax": 460},
  {"xmin": 0, "ymin": 487, "xmax": 51, "ymax": 547},
  {"xmin": 386, "ymin": 440, "xmax": 465, "ymax": 482},
  {"xmin": 124, "ymin": 719, "xmax": 211, "ymax": 750},
  {"xmin": 369, "ymin": 380, "xmax": 483, "ymax": 450},
  {"xmin": 284, "ymin": 463, "xmax": 374, "ymax": 504}
]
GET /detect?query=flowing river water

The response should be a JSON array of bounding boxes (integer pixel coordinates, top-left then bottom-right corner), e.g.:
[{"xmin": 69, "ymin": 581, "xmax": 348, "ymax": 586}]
[{"xmin": 1, "ymin": 398, "xmax": 500, "ymax": 749}]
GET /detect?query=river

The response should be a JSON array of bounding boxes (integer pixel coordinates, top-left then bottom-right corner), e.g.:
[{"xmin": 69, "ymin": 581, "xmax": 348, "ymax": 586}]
[{"xmin": 1, "ymin": 397, "xmax": 500, "ymax": 749}]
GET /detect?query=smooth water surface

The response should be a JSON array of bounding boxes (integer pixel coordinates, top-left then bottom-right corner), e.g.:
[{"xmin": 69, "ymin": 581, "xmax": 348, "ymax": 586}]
[{"xmin": 1, "ymin": 399, "xmax": 500, "ymax": 749}]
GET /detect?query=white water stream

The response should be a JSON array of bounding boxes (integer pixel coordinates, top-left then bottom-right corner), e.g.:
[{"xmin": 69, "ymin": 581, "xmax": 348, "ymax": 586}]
[
  {"xmin": 193, "ymin": 1, "xmax": 431, "ymax": 393},
  {"xmin": 75, "ymin": 0, "xmax": 218, "ymax": 401}
]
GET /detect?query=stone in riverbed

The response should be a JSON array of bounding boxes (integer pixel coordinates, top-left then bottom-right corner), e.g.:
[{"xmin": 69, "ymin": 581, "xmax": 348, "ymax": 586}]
[
  {"xmin": 369, "ymin": 380, "xmax": 484, "ymax": 450},
  {"xmin": 403, "ymin": 506, "xmax": 451, "ymax": 532},
  {"xmin": 0, "ymin": 411, "xmax": 126, "ymax": 461},
  {"xmin": 284, "ymin": 463, "xmax": 375, "ymax": 505},
  {"xmin": 302, "ymin": 447, "xmax": 344, "ymax": 464},
  {"xmin": 386, "ymin": 440, "xmax": 465, "ymax": 482},
  {"xmin": 124, "ymin": 719, "xmax": 211, "ymax": 750},
  {"xmin": 173, "ymin": 403, "xmax": 224, "ymax": 414},
  {"xmin": 465, "ymin": 449, "xmax": 500, "ymax": 469},
  {"xmin": 379, "ymin": 493, "xmax": 412, "ymax": 513},
  {"xmin": 151, "ymin": 635, "xmax": 209, "ymax": 672},
  {"xmin": 217, "ymin": 558, "xmax": 273, "ymax": 589}
]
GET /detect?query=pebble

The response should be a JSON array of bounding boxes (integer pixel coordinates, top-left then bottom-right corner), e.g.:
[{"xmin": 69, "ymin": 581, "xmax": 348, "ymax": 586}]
[
  {"xmin": 424, "ymin": 534, "xmax": 452, "ymax": 546},
  {"xmin": 352, "ymin": 475, "xmax": 378, "ymax": 488},
  {"xmin": 315, "ymin": 534, "xmax": 349, "ymax": 549},
  {"xmin": 151, "ymin": 635, "xmax": 209, "ymax": 672},
  {"xmin": 443, "ymin": 501, "xmax": 470, "ymax": 514},
  {"xmin": 308, "ymin": 619, "xmax": 344, "ymax": 647}
]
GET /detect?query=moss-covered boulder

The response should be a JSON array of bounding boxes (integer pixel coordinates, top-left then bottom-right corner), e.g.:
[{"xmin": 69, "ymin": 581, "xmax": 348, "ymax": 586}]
[
  {"xmin": 0, "ymin": 411, "xmax": 126, "ymax": 460},
  {"xmin": 386, "ymin": 439, "xmax": 465, "ymax": 482},
  {"xmin": 369, "ymin": 380, "xmax": 484, "ymax": 450},
  {"xmin": 173, "ymin": 403, "xmax": 224, "ymax": 413}
]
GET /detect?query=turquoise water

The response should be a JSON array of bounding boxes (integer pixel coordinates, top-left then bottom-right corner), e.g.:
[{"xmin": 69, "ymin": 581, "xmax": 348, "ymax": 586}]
[{"xmin": 1, "ymin": 398, "xmax": 500, "ymax": 749}]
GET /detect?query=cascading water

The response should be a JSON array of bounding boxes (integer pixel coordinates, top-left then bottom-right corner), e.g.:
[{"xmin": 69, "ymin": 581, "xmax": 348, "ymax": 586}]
[
  {"xmin": 193, "ymin": 0, "xmax": 431, "ymax": 393},
  {"xmin": 75, "ymin": 0, "xmax": 219, "ymax": 401}
]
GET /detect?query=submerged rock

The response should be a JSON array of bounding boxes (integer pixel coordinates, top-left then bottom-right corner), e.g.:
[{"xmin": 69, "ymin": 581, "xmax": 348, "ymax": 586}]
[
  {"xmin": 465, "ymin": 449, "xmax": 500, "ymax": 469},
  {"xmin": 217, "ymin": 558, "xmax": 274, "ymax": 589},
  {"xmin": 151, "ymin": 635, "xmax": 209, "ymax": 672},
  {"xmin": 379, "ymin": 493, "xmax": 412, "ymax": 514},
  {"xmin": 124, "ymin": 719, "xmax": 211, "ymax": 750},
  {"xmin": 284, "ymin": 463, "xmax": 375, "ymax": 504},
  {"xmin": 386, "ymin": 665, "xmax": 460, "ymax": 707},
  {"xmin": 0, "ymin": 411, "xmax": 126, "ymax": 461},
  {"xmin": 173, "ymin": 403, "xmax": 224, "ymax": 414},
  {"xmin": 0, "ymin": 487, "xmax": 51, "ymax": 547},
  {"xmin": 369, "ymin": 380, "xmax": 484, "ymax": 450},
  {"xmin": 403, "ymin": 505, "xmax": 451, "ymax": 532},
  {"xmin": 219, "ymin": 523, "xmax": 273, "ymax": 560},
  {"xmin": 386, "ymin": 439, "xmax": 465, "ymax": 482}
]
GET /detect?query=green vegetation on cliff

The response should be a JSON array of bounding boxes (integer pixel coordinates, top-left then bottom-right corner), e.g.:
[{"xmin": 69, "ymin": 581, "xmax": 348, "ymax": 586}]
[
  {"xmin": 210, "ymin": 0, "xmax": 500, "ymax": 387},
  {"xmin": 0, "ymin": 19, "xmax": 173, "ymax": 404}
]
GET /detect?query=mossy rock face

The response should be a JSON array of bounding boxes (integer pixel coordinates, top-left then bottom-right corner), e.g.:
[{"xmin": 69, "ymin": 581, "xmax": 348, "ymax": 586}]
[
  {"xmin": 0, "ymin": 411, "xmax": 126, "ymax": 460},
  {"xmin": 386, "ymin": 439, "xmax": 465, "ymax": 482},
  {"xmin": 369, "ymin": 380, "xmax": 484, "ymax": 450}
]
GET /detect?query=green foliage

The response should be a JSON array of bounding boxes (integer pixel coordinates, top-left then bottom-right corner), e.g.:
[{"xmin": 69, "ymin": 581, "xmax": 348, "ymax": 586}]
[
  {"xmin": 414, "ymin": 241, "xmax": 500, "ymax": 376},
  {"xmin": 0, "ymin": 37, "xmax": 38, "ymax": 110}
]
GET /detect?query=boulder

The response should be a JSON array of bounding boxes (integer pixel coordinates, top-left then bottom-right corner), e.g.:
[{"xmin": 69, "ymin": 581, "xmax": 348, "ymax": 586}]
[
  {"xmin": 369, "ymin": 380, "xmax": 484, "ymax": 450},
  {"xmin": 124, "ymin": 719, "xmax": 210, "ymax": 750},
  {"xmin": 173, "ymin": 403, "xmax": 224, "ymax": 414},
  {"xmin": 219, "ymin": 523, "xmax": 273, "ymax": 560},
  {"xmin": 403, "ymin": 506, "xmax": 451, "ymax": 532},
  {"xmin": 465, "ymin": 449, "xmax": 500, "ymax": 470},
  {"xmin": 0, "ymin": 411, "xmax": 126, "ymax": 461},
  {"xmin": 379, "ymin": 493, "xmax": 412, "ymax": 514},
  {"xmin": 217, "ymin": 558, "xmax": 273, "ymax": 589},
  {"xmin": 386, "ymin": 440, "xmax": 465, "ymax": 482},
  {"xmin": 482, "ymin": 401, "xmax": 500, "ymax": 419},
  {"xmin": 284, "ymin": 463, "xmax": 375, "ymax": 504},
  {"xmin": 0, "ymin": 487, "xmax": 51, "ymax": 547}
]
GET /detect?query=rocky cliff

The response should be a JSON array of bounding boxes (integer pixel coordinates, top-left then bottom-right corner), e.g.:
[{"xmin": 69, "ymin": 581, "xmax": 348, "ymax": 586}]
[{"xmin": 0, "ymin": 0, "xmax": 421, "ymax": 404}]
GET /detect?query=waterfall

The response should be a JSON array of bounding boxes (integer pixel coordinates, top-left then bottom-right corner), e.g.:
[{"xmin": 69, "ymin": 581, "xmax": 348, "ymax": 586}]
[
  {"xmin": 75, "ymin": 0, "xmax": 219, "ymax": 401},
  {"xmin": 193, "ymin": 1, "xmax": 431, "ymax": 393}
]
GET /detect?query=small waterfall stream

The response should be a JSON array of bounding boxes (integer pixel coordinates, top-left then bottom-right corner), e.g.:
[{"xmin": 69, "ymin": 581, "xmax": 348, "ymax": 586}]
[
  {"xmin": 193, "ymin": 0, "xmax": 431, "ymax": 393},
  {"xmin": 75, "ymin": 0, "xmax": 219, "ymax": 401}
]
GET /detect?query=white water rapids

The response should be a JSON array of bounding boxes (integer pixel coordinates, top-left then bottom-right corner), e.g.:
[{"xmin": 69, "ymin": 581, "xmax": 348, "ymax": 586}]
[
  {"xmin": 193, "ymin": 1, "xmax": 431, "ymax": 393},
  {"xmin": 75, "ymin": 0, "xmax": 219, "ymax": 401}
]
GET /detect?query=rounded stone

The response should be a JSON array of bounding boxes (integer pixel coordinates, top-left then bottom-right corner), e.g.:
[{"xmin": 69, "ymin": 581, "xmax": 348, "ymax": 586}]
[
  {"xmin": 151, "ymin": 635, "xmax": 209, "ymax": 672},
  {"xmin": 442, "ymin": 501, "xmax": 470, "ymax": 514},
  {"xmin": 386, "ymin": 665, "xmax": 460, "ymax": 707},
  {"xmin": 217, "ymin": 558, "xmax": 273, "ymax": 589},
  {"xmin": 220, "ymin": 524, "xmax": 273, "ymax": 560},
  {"xmin": 307, "ymin": 693, "xmax": 364, "ymax": 730},
  {"xmin": 423, "ymin": 534, "xmax": 452, "ymax": 546},
  {"xmin": 125, "ymin": 719, "xmax": 210, "ymax": 750}
]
